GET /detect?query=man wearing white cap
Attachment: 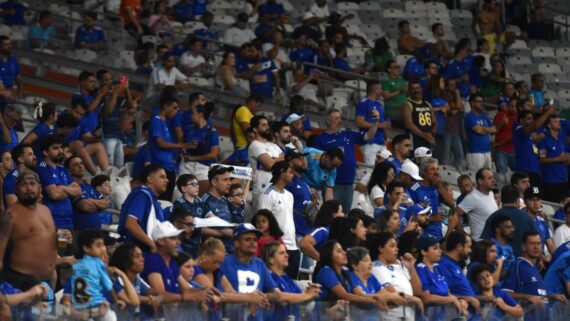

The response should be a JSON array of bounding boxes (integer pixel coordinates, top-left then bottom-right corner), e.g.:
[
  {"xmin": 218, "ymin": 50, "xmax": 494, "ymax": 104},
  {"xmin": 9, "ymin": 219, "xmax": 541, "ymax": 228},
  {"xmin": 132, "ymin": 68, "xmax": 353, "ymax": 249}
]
[
  {"xmin": 413, "ymin": 146, "xmax": 432, "ymax": 166},
  {"xmin": 142, "ymin": 221, "xmax": 215, "ymax": 304},
  {"xmin": 390, "ymin": 159, "xmax": 423, "ymax": 208}
]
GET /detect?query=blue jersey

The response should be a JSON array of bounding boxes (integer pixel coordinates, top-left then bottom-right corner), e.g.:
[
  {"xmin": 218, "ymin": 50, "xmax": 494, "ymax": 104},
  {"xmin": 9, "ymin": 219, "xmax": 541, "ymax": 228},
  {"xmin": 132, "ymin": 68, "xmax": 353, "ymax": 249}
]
[
  {"xmin": 313, "ymin": 130, "xmax": 364, "ymax": 185},
  {"xmin": 443, "ymin": 59, "xmax": 470, "ymax": 98},
  {"xmin": 118, "ymin": 185, "xmax": 164, "ymax": 252},
  {"xmin": 193, "ymin": 0, "xmax": 207, "ymax": 15},
  {"xmin": 259, "ymin": 2, "xmax": 285, "ymax": 15},
  {"xmin": 71, "ymin": 91, "xmax": 100, "ymax": 134},
  {"xmin": 26, "ymin": 122, "xmax": 56, "ymax": 159},
  {"xmin": 543, "ymin": 251, "xmax": 570, "ymax": 295},
  {"xmin": 403, "ymin": 56, "xmax": 426, "ymax": 80},
  {"xmin": 492, "ymin": 238, "xmax": 515, "ymax": 273},
  {"xmin": 302, "ymin": 147, "xmax": 337, "ymax": 189},
  {"xmin": 248, "ymin": 57, "xmax": 277, "ymax": 98},
  {"xmin": 269, "ymin": 272, "xmax": 302, "ymax": 321},
  {"xmin": 201, "ymin": 192, "xmax": 232, "ymax": 252},
  {"xmin": 309, "ymin": 227, "xmax": 329, "ymax": 250},
  {"xmin": 2, "ymin": 168, "xmax": 17, "ymax": 205},
  {"xmin": 416, "ymin": 262, "xmax": 449, "ymax": 297},
  {"xmin": 0, "ymin": 127, "xmax": 17, "ymax": 154},
  {"xmin": 141, "ymin": 253, "xmax": 180, "ymax": 294},
  {"xmin": 539, "ymin": 129, "xmax": 568, "ymax": 183},
  {"xmin": 332, "ymin": 57, "xmax": 351, "ymax": 72},
  {"xmin": 74, "ymin": 25, "xmax": 105, "ymax": 48},
  {"xmin": 348, "ymin": 271, "xmax": 382, "ymax": 321},
  {"xmin": 285, "ymin": 176, "xmax": 312, "ymax": 236},
  {"xmin": 375, "ymin": 205, "xmax": 408, "ymax": 235},
  {"xmin": 37, "ymin": 161, "xmax": 74, "ymax": 229},
  {"xmin": 289, "ymin": 47, "xmax": 317, "ymax": 71},
  {"xmin": 430, "ymin": 97, "xmax": 447, "ymax": 134},
  {"xmin": 174, "ymin": 196, "xmax": 206, "ymax": 257},
  {"xmin": 0, "ymin": 2, "xmax": 25, "ymax": 26},
  {"xmin": 503, "ymin": 257, "xmax": 546, "ymax": 296},
  {"xmin": 0, "ymin": 55, "xmax": 19, "ymax": 105},
  {"xmin": 72, "ymin": 182, "xmax": 102, "ymax": 229},
  {"xmin": 70, "ymin": 256, "xmax": 113, "ymax": 309},
  {"xmin": 512, "ymin": 122, "xmax": 540, "ymax": 173},
  {"xmin": 171, "ymin": 2, "xmax": 193, "ymax": 23},
  {"xmin": 464, "ymin": 111, "xmax": 492, "ymax": 153},
  {"xmin": 409, "ymin": 182, "xmax": 441, "ymax": 240},
  {"xmin": 183, "ymin": 123, "xmax": 219, "ymax": 166},
  {"xmin": 552, "ymin": 241, "xmax": 570, "ymax": 263},
  {"xmin": 132, "ymin": 144, "xmax": 151, "ymax": 179},
  {"xmin": 532, "ymin": 215, "xmax": 552, "ymax": 252},
  {"xmin": 220, "ymin": 254, "xmax": 276, "ymax": 294},
  {"xmin": 438, "ymin": 255, "xmax": 476, "ymax": 296},
  {"xmin": 194, "ymin": 27, "xmax": 219, "ymax": 48},
  {"xmin": 315, "ymin": 266, "xmax": 353, "ymax": 301},
  {"xmin": 355, "ymin": 98, "xmax": 386, "ymax": 145},
  {"xmin": 149, "ymin": 115, "xmax": 176, "ymax": 171}
]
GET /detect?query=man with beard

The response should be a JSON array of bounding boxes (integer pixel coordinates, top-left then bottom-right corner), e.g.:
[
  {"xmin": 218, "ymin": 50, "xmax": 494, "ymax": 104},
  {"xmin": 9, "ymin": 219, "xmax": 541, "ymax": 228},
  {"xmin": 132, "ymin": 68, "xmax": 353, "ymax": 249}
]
[
  {"xmin": 393, "ymin": 159, "xmax": 422, "ymax": 207},
  {"xmin": 3, "ymin": 143, "xmax": 36, "ymax": 208},
  {"xmin": 438, "ymin": 231, "xmax": 480, "ymax": 311},
  {"xmin": 410, "ymin": 158, "xmax": 454, "ymax": 240},
  {"xmin": 272, "ymin": 121, "xmax": 303, "ymax": 154},
  {"xmin": 490, "ymin": 214, "xmax": 516, "ymax": 276},
  {"xmin": 66, "ymin": 156, "xmax": 110, "ymax": 230},
  {"xmin": 302, "ymin": 147, "xmax": 343, "ymax": 202},
  {"xmin": 391, "ymin": 134, "xmax": 414, "ymax": 177},
  {"xmin": 0, "ymin": 35, "xmax": 21, "ymax": 109},
  {"xmin": 402, "ymin": 81, "xmax": 436, "ymax": 149},
  {"xmin": 285, "ymin": 151, "xmax": 313, "ymax": 237},
  {"xmin": 481, "ymin": 185, "xmax": 537, "ymax": 258},
  {"xmin": 118, "ymin": 164, "xmax": 169, "ymax": 253},
  {"xmin": 313, "ymin": 108, "xmax": 379, "ymax": 215},
  {"xmin": 37, "ymin": 134, "xmax": 83, "ymax": 231},
  {"xmin": 2, "ymin": 170, "xmax": 57, "ymax": 295},
  {"xmin": 248, "ymin": 115, "xmax": 284, "ymax": 206}
]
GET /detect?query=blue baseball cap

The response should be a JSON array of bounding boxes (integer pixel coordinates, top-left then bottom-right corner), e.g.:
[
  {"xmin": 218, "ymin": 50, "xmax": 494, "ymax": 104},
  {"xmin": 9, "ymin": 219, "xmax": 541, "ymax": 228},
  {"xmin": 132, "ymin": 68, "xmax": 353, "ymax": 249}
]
[
  {"xmin": 406, "ymin": 205, "xmax": 431, "ymax": 218},
  {"xmin": 414, "ymin": 234, "xmax": 440, "ymax": 251},
  {"xmin": 234, "ymin": 223, "xmax": 262, "ymax": 239}
]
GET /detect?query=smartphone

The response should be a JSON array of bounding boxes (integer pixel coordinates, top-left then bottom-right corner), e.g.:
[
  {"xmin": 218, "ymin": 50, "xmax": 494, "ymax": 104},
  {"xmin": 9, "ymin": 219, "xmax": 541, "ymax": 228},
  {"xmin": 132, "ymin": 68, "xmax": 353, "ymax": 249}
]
[{"xmin": 119, "ymin": 75, "xmax": 128, "ymax": 86}]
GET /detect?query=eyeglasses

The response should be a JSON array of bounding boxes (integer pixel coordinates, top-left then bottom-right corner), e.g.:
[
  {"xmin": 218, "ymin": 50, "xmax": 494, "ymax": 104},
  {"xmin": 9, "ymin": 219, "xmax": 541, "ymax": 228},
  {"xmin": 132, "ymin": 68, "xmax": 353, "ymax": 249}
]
[
  {"xmin": 230, "ymin": 193, "xmax": 245, "ymax": 197},
  {"xmin": 186, "ymin": 182, "xmax": 199, "ymax": 187}
]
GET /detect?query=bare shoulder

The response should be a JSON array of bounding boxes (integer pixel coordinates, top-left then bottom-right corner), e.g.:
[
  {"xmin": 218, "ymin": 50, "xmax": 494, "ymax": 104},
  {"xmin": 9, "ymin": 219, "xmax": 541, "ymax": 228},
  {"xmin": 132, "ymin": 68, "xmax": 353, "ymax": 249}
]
[{"xmin": 0, "ymin": 208, "xmax": 13, "ymax": 233}]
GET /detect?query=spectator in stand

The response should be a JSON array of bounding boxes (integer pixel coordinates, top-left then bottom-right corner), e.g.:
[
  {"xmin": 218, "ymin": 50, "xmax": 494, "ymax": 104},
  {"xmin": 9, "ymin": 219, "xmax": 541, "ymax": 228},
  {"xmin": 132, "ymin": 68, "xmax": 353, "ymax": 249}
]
[
  {"xmin": 456, "ymin": 174, "xmax": 473, "ymax": 205},
  {"xmin": 314, "ymin": 108, "xmax": 379, "ymax": 211},
  {"xmin": 3, "ymin": 143, "xmax": 35, "ymax": 208},
  {"xmin": 294, "ymin": 12, "xmax": 323, "ymax": 44},
  {"xmin": 498, "ymin": 82, "xmax": 517, "ymax": 110},
  {"xmin": 553, "ymin": 203, "xmax": 570, "ymax": 248},
  {"xmin": 403, "ymin": 81, "xmax": 436, "ymax": 149},
  {"xmin": 299, "ymin": 200, "xmax": 344, "ymax": 260},
  {"xmin": 390, "ymin": 134, "xmax": 413, "ymax": 176},
  {"xmin": 450, "ymin": 168, "xmax": 498, "ymax": 241},
  {"xmin": 264, "ymin": 29, "xmax": 291, "ymax": 70},
  {"xmin": 440, "ymin": 79, "xmax": 465, "ymax": 170},
  {"xmin": 481, "ymin": 185, "xmax": 537, "ymax": 258},
  {"xmin": 149, "ymin": 1, "xmax": 180, "ymax": 38},
  {"xmin": 539, "ymin": 114, "xmax": 570, "ymax": 202},
  {"xmin": 257, "ymin": 161, "xmax": 299, "ymax": 278},
  {"xmin": 0, "ymin": 105, "xmax": 19, "ymax": 154},
  {"xmin": 0, "ymin": 0, "xmax": 27, "ymax": 26},
  {"xmin": 489, "ymin": 214, "xmax": 516, "ymax": 276},
  {"xmin": 528, "ymin": 73, "xmax": 546, "ymax": 114},
  {"xmin": 170, "ymin": 0, "xmax": 193, "ymax": 24},
  {"xmin": 179, "ymin": 102, "xmax": 219, "ymax": 195},
  {"xmin": 414, "ymin": 234, "xmax": 469, "ymax": 319},
  {"xmin": 543, "ymin": 250, "xmax": 570, "ymax": 298},
  {"xmin": 302, "ymin": 147, "xmax": 343, "ymax": 202},
  {"xmin": 355, "ymin": 80, "xmax": 390, "ymax": 165},
  {"xmin": 21, "ymin": 101, "xmax": 55, "ymax": 160},
  {"xmin": 503, "ymin": 231, "xmax": 567, "ymax": 307},
  {"xmin": 131, "ymin": 121, "xmax": 151, "ymax": 180},
  {"xmin": 425, "ymin": 76, "xmax": 449, "ymax": 160},
  {"xmin": 365, "ymin": 37, "xmax": 393, "ymax": 73},
  {"xmin": 147, "ymin": 52, "xmax": 189, "ymax": 99},
  {"xmin": 494, "ymin": 96, "xmax": 518, "ymax": 183},
  {"xmin": 469, "ymin": 265, "xmax": 523, "ymax": 319},
  {"xmin": 118, "ymin": 164, "xmax": 168, "ymax": 252},
  {"xmin": 284, "ymin": 150, "xmax": 313, "ymax": 237},
  {"xmin": 216, "ymin": 51, "xmax": 248, "ymax": 96},
  {"xmin": 382, "ymin": 60, "xmax": 408, "ymax": 120},
  {"xmin": 445, "ymin": 41, "xmax": 472, "ymax": 101},
  {"xmin": 282, "ymin": 95, "xmax": 312, "ymax": 141},
  {"xmin": 397, "ymin": 20, "xmax": 422, "ymax": 55},
  {"xmin": 438, "ymin": 231, "xmax": 480, "ymax": 310},
  {"xmin": 0, "ymin": 36, "xmax": 21, "ymax": 109},
  {"xmin": 255, "ymin": 12, "xmax": 281, "ymax": 44},
  {"xmin": 201, "ymin": 165, "xmax": 235, "ymax": 252},
  {"xmin": 464, "ymin": 93, "xmax": 496, "ymax": 171},
  {"xmin": 243, "ymin": 43, "xmax": 280, "ymax": 99},
  {"xmin": 332, "ymin": 44, "xmax": 365, "ymax": 80},
  {"xmin": 513, "ymin": 107, "xmax": 556, "ymax": 187},
  {"xmin": 474, "ymin": 0, "xmax": 514, "ymax": 53},
  {"xmin": 526, "ymin": 6, "xmax": 556, "ymax": 41},
  {"xmin": 194, "ymin": 12, "xmax": 220, "ymax": 51},
  {"xmin": 289, "ymin": 31, "xmax": 317, "ymax": 72},
  {"xmin": 180, "ymin": 38, "xmax": 210, "ymax": 77},
  {"xmin": 410, "ymin": 158, "xmax": 453, "ymax": 240},
  {"xmin": 366, "ymin": 161, "xmax": 395, "ymax": 208},
  {"xmin": 419, "ymin": 61, "xmax": 439, "ymax": 91},
  {"xmin": 515, "ymin": 80, "xmax": 529, "ymax": 100},
  {"xmin": 28, "ymin": 10, "xmax": 57, "ymax": 50},
  {"xmin": 248, "ymin": 115, "xmax": 284, "ymax": 203},
  {"xmin": 228, "ymin": 94, "xmax": 262, "ymax": 166},
  {"xmin": 272, "ymin": 121, "xmax": 302, "ymax": 154},
  {"xmin": 66, "ymin": 156, "xmax": 109, "ymax": 230},
  {"xmin": 90, "ymin": 175, "xmax": 113, "ymax": 226},
  {"xmin": 482, "ymin": 59, "xmax": 511, "ymax": 103},
  {"xmin": 74, "ymin": 11, "xmax": 107, "ymax": 51},
  {"xmin": 37, "ymin": 134, "xmax": 83, "ymax": 231},
  {"xmin": 120, "ymin": 0, "xmax": 151, "ymax": 43},
  {"xmin": 291, "ymin": 68, "xmax": 326, "ymax": 111},
  {"xmin": 523, "ymin": 186, "xmax": 556, "ymax": 261},
  {"xmin": 510, "ymin": 171, "xmax": 530, "ymax": 208},
  {"xmin": 430, "ymin": 23, "xmax": 453, "ymax": 61},
  {"xmin": 468, "ymin": 55, "xmax": 486, "ymax": 93},
  {"xmin": 223, "ymin": 13, "xmax": 256, "ymax": 48},
  {"xmin": 173, "ymin": 174, "xmax": 206, "ymax": 256}
]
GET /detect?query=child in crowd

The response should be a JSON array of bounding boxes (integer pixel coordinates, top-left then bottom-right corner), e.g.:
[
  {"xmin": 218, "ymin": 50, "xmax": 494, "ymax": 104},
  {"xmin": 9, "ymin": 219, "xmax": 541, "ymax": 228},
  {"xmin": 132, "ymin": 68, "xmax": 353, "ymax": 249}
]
[
  {"xmin": 92, "ymin": 175, "xmax": 114, "ymax": 226},
  {"xmin": 64, "ymin": 229, "xmax": 126, "ymax": 320},
  {"xmin": 252, "ymin": 209, "xmax": 284, "ymax": 256},
  {"xmin": 227, "ymin": 182, "xmax": 248, "ymax": 224},
  {"xmin": 470, "ymin": 264, "xmax": 523, "ymax": 320}
]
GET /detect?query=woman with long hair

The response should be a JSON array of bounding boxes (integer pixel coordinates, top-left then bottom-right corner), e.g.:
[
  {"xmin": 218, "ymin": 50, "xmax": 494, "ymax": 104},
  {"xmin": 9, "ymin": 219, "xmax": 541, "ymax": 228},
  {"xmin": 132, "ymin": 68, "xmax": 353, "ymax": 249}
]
[
  {"xmin": 376, "ymin": 209, "xmax": 401, "ymax": 236},
  {"xmin": 367, "ymin": 161, "xmax": 396, "ymax": 207},
  {"xmin": 21, "ymin": 101, "xmax": 57, "ymax": 157},
  {"xmin": 261, "ymin": 241, "xmax": 321, "ymax": 321},
  {"xmin": 467, "ymin": 240, "xmax": 504, "ymax": 288},
  {"xmin": 252, "ymin": 209, "xmax": 284, "ymax": 256},
  {"xmin": 299, "ymin": 200, "xmax": 345, "ymax": 260},
  {"xmin": 368, "ymin": 232, "xmax": 424, "ymax": 321},
  {"xmin": 482, "ymin": 59, "xmax": 512, "ymax": 103},
  {"xmin": 328, "ymin": 216, "xmax": 367, "ymax": 250},
  {"xmin": 216, "ymin": 51, "xmax": 248, "ymax": 97}
]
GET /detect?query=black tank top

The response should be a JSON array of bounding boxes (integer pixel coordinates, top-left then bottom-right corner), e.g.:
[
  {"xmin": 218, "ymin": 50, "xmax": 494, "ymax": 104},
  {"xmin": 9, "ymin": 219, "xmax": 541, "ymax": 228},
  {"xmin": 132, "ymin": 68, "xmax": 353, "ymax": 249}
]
[{"xmin": 408, "ymin": 98, "xmax": 433, "ymax": 133}]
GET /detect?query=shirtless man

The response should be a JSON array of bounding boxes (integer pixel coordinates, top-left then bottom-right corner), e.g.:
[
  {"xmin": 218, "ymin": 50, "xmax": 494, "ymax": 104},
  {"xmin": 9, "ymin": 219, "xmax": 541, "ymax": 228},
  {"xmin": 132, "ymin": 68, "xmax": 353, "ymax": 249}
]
[
  {"xmin": 474, "ymin": 0, "xmax": 515, "ymax": 53},
  {"xmin": 2, "ymin": 170, "xmax": 57, "ymax": 292},
  {"xmin": 0, "ymin": 208, "xmax": 12, "ymax": 320},
  {"xmin": 398, "ymin": 20, "xmax": 423, "ymax": 55}
]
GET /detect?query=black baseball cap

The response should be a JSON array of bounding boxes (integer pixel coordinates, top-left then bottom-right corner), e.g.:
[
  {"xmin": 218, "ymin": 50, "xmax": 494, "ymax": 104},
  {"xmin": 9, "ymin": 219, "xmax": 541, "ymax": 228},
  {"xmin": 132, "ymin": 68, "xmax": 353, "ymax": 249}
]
[
  {"xmin": 285, "ymin": 150, "xmax": 308, "ymax": 162},
  {"xmin": 524, "ymin": 186, "xmax": 541, "ymax": 200},
  {"xmin": 270, "ymin": 160, "xmax": 290, "ymax": 183},
  {"xmin": 208, "ymin": 165, "xmax": 234, "ymax": 181}
]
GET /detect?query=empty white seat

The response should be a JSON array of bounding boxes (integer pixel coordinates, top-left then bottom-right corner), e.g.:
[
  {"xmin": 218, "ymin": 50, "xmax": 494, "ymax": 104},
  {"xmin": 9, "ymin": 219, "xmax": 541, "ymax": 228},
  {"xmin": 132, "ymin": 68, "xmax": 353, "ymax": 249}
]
[
  {"xmin": 450, "ymin": 9, "xmax": 473, "ymax": 20},
  {"xmin": 532, "ymin": 46, "xmax": 556, "ymax": 58},
  {"xmin": 538, "ymin": 63, "xmax": 563, "ymax": 74},
  {"xmin": 558, "ymin": 89, "xmax": 570, "ymax": 99},
  {"xmin": 407, "ymin": 10, "xmax": 428, "ymax": 18},
  {"xmin": 359, "ymin": 1, "xmax": 381, "ymax": 11},
  {"xmin": 382, "ymin": 9, "xmax": 406, "ymax": 18},
  {"xmin": 337, "ymin": 2, "xmax": 359, "ymax": 11},
  {"xmin": 508, "ymin": 56, "xmax": 532, "ymax": 65},
  {"xmin": 396, "ymin": 54, "xmax": 413, "ymax": 67},
  {"xmin": 0, "ymin": 25, "xmax": 12, "ymax": 35},
  {"xmin": 141, "ymin": 35, "xmax": 160, "ymax": 45},
  {"xmin": 556, "ymin": 47, "xmax": 570, "ymax": 57},
  {"xmin": 425, "ymin": 1, "xmax": 448, "ymax": 11},
  {"xmin": 405, "ymin": 1, "xmax": 427, "ymax": 12},
  {"xmin": 510, "ymin": 39, "xmax": 529, "ymax": 49},
  {"xmin": 213, "ymin": 15, "xmax": 235, "ymax": 24},
  {"xmin": 209, "ymin": 0, "xmax": 232, "ymax": 9},
  {"xmin": 75, "ymin": 49, "xmax": 98, "ymax": 63}
]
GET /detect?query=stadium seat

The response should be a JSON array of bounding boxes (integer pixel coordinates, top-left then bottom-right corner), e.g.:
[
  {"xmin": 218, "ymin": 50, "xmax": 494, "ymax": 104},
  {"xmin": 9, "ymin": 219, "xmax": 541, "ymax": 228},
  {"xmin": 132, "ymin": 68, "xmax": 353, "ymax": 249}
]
[
  {"xmin": 0, "ymin": 25, "xmax": 12, "ymax": 35},
  {"xmin": 141, "ymin": 35, "xmax": 160, "ymax": 45},
  {"xmin": 382, "ymin": 9, "xmax": 406, "ymax": 18},
  {"xmin": 508, "ymin": 56, "xmax": 532, "ymax": 65},
  {"xmin": 532, "ymin": 46, "xmax": 556, "ymax": 58},
  {"xmin": 337, "ymin": 2, "xmax": 360, "ymax": 11},
  {"xmin": 209, "ymin": 0, "xmax": 232, "ymax": 9},
  {"xmin": 538, "ymin": 63, "xmax": 563, "ymax": 74},
  {"xmin": 359, "ymin": 1, "xmax": 381, "ymax": 11},
  {"xmin": 75, "ymin": 49, "xmax": 98, "ymax": 63},
  {"xmin": 404, "ymin": 1, "xmax": 427, "ymax": 12},
  {"xmin": 396, "ymin": 54, "xmax": 413, "ymax": 67},
  {"xmin": 556, "ymin": 47, "xmax": 570, "ymax": 57}
]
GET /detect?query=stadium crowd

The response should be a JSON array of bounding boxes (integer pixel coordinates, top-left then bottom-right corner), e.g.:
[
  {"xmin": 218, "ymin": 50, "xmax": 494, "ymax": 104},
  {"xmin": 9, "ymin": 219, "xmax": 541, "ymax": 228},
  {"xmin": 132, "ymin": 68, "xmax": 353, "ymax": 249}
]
[{"xmin": 1, "ymin": 0, "xmax": 570, "ymax": 321}]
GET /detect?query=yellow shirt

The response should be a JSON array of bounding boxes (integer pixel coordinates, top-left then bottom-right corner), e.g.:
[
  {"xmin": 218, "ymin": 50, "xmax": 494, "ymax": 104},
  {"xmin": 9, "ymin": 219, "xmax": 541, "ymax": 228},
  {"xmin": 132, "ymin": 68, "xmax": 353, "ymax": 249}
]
[{"xmin": 232, "ymin": 106, "xmax": 253, "ymax": 149}]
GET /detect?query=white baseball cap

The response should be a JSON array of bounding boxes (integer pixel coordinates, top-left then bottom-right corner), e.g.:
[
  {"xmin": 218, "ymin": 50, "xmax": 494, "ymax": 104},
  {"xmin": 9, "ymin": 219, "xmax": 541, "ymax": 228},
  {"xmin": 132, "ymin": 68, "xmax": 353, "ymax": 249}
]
[
  {"xmin": 377, "ymin": 149, "xmax": 392, "ymax": 159},
  {"xmin": 414, "ymin": 147, "xmax": 432, "ymax": 158},
  {"xmin": 400, "ymin": 160, "xmax": 423, "ymax": 181},
  {"xmin": 286, "ymin": 113, "xmax": 305, "ymax": 124},
  {"xmin": 151, "ymin": 221, "xmax": 184, "ymax": 242}
]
